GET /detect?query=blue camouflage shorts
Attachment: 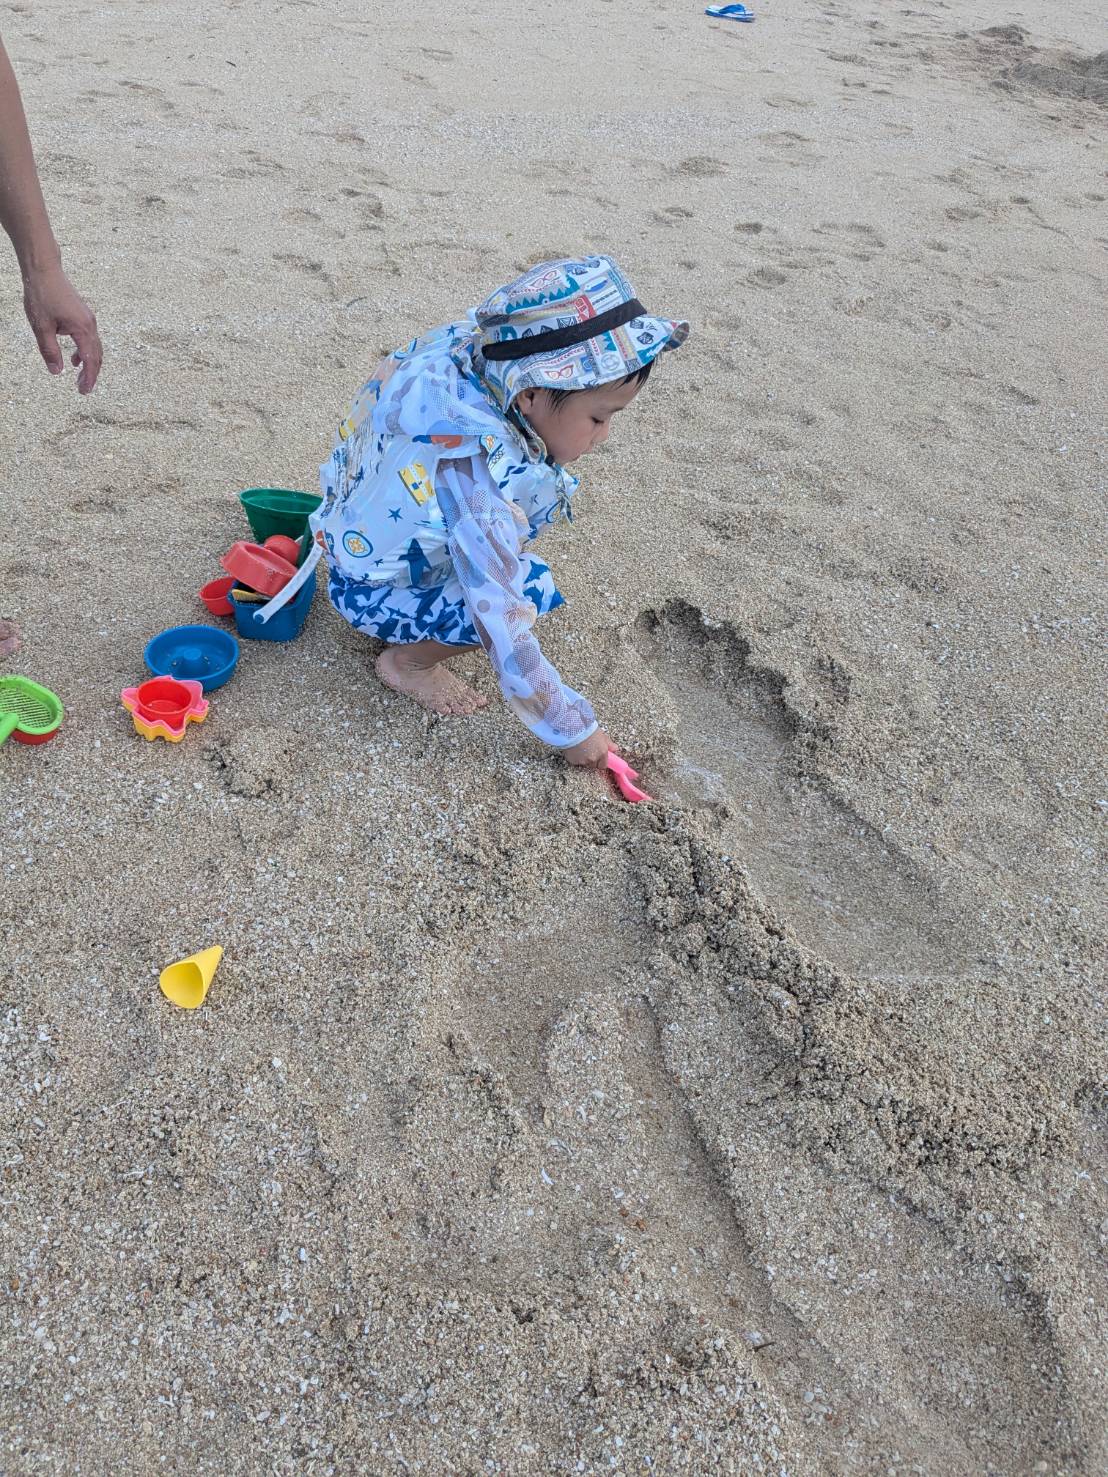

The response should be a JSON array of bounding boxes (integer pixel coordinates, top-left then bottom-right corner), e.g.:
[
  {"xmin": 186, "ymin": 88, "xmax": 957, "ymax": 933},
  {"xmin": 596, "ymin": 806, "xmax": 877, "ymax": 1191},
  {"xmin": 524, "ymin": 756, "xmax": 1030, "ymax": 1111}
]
[{"xmin": 326, "ymin": 558, "xmax": 565, "ymax": 648}]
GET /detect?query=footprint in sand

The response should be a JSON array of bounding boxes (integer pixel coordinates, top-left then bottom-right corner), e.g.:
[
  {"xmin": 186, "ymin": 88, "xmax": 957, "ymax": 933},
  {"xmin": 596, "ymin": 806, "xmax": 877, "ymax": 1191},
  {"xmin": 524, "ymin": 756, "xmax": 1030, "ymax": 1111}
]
[
  {"xmin": 119, "ymin": 80, "xmax": 175, "ymax": 116},
  {"xmin": 37, "ymin": 151, "xmax": 95, "ymax": 186},
  {"xmin": 209, "ymin": 397, "xmax": 274, "ymax": 436},
  {"xmin": 674, "ymin": 155, "xmax": 728, "ymax": 178},
  {"xmin": 0, "ymin": 620, "xmax": 21, "ymax": 660},
  {"xmin": 765, "ymin": 92, "xmax": 816, "ymax": 110},
  {"xmin": 756, "ymin": 129, "xmax": 825, "ymax": 167},
  {"xmin": 633, "ymin": 600, "xmax": 972, "ymax": 980},
  {"xmin": 272, "ymin": 252, "xmax": 331, "ymax": 286},
  {"xmin": 222, "ymin": 149, "xmax": 287, "ymax": 180},
  {"xmin": 748, "ymin": 265, "xmax": 788, "ymax": 289},
  {"xmin": 650, "ymin": 205, "xmax": 694, "ymax": 227},
  {"xmin": 812, "ymin": 220, "xmax": 888, "ymax": 262},
  {"xmin": 814, "ymin": 220, "xmax": 887, "ymax": 249},
  {"xmin": 69, "ymin": 495, "xmax": 121, "ymax": 515}
]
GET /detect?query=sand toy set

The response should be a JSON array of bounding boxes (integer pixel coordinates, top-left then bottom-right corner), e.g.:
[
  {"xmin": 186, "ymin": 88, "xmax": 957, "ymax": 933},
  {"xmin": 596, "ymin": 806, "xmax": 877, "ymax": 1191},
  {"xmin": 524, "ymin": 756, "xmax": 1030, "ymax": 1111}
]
[
  {"xmin": 119, "ymin": 487, "xmax": 322, "ymax": 743},
  {"xmin": 2, "ymin": 486, "xmax": 324, "ymax": 757}
]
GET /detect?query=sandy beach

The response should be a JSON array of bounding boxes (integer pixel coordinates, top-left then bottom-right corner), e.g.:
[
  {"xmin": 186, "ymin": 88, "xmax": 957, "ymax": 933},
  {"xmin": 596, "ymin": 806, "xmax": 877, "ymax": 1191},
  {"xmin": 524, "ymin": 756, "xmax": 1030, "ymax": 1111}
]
[{"xmin": 2, "ymin": 0, "xmax": 1106, "ymax": 1470}]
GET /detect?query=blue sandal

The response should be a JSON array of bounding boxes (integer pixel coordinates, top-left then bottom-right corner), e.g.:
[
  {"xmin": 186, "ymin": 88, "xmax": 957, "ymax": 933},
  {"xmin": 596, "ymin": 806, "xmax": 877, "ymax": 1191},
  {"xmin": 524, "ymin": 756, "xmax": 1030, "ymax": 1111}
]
[{"xmin": 706, "ymin": 4, "xmax": 755, "ymax": 20}]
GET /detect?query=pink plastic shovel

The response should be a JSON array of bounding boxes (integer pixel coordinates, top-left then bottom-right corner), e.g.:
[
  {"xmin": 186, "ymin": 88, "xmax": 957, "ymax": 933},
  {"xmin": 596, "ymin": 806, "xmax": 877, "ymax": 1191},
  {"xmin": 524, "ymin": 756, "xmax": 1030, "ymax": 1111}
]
[{"xmin": 606, "ymin": 751, "xmax": 653, "ymax": 803}]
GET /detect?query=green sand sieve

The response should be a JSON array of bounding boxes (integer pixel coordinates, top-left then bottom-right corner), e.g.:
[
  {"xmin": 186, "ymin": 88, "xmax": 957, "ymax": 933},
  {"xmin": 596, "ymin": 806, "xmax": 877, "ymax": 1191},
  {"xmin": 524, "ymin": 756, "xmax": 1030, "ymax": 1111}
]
[{"xmin": 0, "ymin": 677, "xmax": 64, "ymax": 745}]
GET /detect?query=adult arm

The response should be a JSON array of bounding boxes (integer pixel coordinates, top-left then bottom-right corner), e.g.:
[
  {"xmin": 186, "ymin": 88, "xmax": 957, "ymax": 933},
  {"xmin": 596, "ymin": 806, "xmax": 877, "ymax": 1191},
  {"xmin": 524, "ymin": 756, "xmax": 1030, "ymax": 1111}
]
[{"xmin": 0, "ymin": 36, "xmax": 102, "ymax": 391}]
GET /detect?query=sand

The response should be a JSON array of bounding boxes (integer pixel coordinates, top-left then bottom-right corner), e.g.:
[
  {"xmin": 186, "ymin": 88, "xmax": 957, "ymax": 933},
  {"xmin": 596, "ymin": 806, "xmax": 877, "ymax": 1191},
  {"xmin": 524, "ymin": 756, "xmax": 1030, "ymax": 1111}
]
[{"xmin": 2, "ymin": 0, "xmax": 1105, "ymax": 1471}]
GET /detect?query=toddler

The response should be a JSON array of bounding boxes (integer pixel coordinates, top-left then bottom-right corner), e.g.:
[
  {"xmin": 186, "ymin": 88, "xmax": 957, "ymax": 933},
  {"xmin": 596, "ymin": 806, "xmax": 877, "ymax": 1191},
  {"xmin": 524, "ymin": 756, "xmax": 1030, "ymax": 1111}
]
[{"xmin": 311, "ymin": 255, "xmax": 688, "ymax": 767}]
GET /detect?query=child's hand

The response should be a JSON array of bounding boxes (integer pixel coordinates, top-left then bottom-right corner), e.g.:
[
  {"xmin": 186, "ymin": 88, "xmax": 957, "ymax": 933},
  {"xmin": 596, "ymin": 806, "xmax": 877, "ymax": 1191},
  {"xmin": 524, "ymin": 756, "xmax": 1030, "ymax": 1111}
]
[{"xmin": 563, "ymin": 728, "xmax": 615, "ymax": 768}]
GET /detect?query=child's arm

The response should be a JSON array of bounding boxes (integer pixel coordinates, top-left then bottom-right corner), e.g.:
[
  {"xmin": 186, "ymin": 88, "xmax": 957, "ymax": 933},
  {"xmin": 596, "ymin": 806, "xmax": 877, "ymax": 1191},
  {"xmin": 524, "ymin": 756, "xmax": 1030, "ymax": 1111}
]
[
  {"xmin": 0, "ymin": 37, "xmax": 102, "ymax": 391},
  {"xmin": 436, "ymin": 457, "xmax": 611, "ymax": 757}
]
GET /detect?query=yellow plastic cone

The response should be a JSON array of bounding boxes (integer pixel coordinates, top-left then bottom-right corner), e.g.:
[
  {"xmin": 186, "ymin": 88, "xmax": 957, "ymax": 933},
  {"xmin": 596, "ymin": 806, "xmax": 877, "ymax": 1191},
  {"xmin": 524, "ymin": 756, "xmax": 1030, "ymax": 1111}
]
[{"xmin": 159, "ymin": 946, "xmax": 223, "ymax": 1009}]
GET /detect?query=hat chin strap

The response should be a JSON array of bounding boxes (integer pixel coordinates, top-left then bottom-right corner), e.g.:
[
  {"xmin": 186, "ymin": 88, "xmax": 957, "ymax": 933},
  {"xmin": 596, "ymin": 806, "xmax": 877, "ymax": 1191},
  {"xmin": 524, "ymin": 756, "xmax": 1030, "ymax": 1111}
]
[
  {"xmin": 506, "ymin": 400, "xmax": 548, "ymax": 462},
  {"xmin": 481, "ymin": 299, "xmax": 646, "ymax": 361}
]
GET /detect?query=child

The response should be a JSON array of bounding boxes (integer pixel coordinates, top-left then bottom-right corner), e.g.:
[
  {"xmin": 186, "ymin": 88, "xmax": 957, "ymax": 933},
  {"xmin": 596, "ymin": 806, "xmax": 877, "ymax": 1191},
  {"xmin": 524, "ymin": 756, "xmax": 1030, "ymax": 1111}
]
[{"xmin": 311, "ymin": 255, "xmax": 688, "ymax": 767}]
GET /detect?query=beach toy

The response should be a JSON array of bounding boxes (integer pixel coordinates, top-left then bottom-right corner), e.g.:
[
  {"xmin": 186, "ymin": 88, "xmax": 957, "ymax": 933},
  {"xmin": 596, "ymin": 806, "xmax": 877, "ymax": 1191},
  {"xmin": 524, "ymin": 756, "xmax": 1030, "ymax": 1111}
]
[
  {"xmin": 199, "ymin": 575, "xmax": 236, "ymax": 617},
  {"xmin": 159, "ymin": 945, "xmax": 223, "ymax": 1009},
  {"xmin": 262, "ymin": 534, "xmax": 302, "ymax": 565},
  {"xmin": 0, "ymin": 676, "xmax": 63, "ymax": 747},
  {"xmin": 239, "ymin": 487, "xmax": 321, "ymax": 544},
  {"xmin": 253, "ymin": 541, "xmax": 322, "ymax": 627},
  {"xmin": 706, "ymin": 3, "xmax": 754, "ymax": 19},
  {"xmin": 229, "ymin": 584, "xmax": 267, "ymax": 604},
  {"xmin": 606, "ymin": 752, "xmax": 653, "ymax": 803},
  {"xmin": 121, "ymin": 676, "xmax": 208, "ymax": 742},
  {"xmin": 221, "ymin": 540, "xmax": 297, "ymax": 599},
  {"xmin": 144, "ymin": 625, "xmax": 239, "ymax": 692},
  {"xmin": 230, "ymin": 563, "xmax": 317, "ymax": 642}
]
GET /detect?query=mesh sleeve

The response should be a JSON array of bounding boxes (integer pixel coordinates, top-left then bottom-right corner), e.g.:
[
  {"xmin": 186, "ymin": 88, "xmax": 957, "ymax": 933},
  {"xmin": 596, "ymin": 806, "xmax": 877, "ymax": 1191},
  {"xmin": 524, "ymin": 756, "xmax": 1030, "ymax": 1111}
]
[{"xmin": 435, "ymin": 457, "xmax": 598, "ymax": 748}]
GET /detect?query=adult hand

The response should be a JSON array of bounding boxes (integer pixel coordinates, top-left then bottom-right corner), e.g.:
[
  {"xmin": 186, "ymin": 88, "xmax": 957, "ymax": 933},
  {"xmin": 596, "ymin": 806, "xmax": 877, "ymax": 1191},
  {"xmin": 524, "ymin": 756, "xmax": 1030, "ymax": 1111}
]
[{"xmin": 23, "ymin": 262, "xmax": 102, "ymax": 393}]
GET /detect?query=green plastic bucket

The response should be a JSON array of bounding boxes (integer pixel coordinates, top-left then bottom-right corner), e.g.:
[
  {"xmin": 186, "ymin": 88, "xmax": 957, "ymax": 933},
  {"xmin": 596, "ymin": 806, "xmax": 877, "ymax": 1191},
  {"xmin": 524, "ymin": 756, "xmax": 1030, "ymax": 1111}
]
[
  {"xmin": 239, "ymin": 487, "xmax": 322, "ymax": 544},
  {"xmin": 296, "ymin": 529, "xmax": 316, "ymax": 567}
]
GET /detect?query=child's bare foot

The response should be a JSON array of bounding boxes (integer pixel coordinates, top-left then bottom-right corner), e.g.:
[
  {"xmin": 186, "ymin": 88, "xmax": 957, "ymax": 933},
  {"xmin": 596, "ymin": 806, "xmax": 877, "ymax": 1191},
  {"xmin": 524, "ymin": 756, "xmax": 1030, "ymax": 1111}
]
[{"xmin": 376, "ymin": 645, "xmax": 488, "ymax": 717}]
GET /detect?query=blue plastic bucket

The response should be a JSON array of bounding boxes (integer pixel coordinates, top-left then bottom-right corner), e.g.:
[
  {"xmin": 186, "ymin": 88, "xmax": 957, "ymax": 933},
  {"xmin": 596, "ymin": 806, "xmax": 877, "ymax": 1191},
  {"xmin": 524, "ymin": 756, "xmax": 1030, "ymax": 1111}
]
[{"xmin": 229, "ymin": 567, "xmax": 317, "ymax": 643}]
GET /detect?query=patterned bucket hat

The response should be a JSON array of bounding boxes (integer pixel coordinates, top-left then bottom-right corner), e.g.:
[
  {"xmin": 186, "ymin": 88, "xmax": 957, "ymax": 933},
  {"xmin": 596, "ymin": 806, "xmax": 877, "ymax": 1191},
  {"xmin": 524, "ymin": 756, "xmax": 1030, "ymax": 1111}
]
[{"xmin": 474, "ymin": 255, "xmax": 689, "ymax": 407}]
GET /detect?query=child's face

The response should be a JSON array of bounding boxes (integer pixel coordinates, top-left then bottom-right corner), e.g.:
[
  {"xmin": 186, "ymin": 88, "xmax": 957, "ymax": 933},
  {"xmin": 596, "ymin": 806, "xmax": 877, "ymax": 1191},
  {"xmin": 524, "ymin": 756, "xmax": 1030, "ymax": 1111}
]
[{"xmin": 514, "ymin": 378, "xmax": 643, "ymax": 465}]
